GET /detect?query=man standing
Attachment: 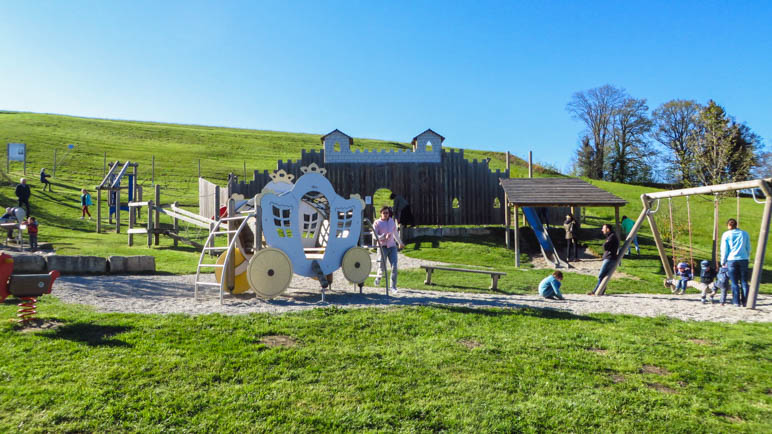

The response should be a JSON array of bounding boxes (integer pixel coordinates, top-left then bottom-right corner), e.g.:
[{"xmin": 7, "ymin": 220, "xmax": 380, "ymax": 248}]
[
  {"xmin": 15, "ymin": 178, "xmax": 31, "ymax": 216},
  {"xmin": 621, "ymin": 215, "xmax": 639, "ymax": 255},
  {"xmin": 589, "ymin": 224, "xmax": 619, "ymax": 295},
  {"xmin": 720, "ymin": 218, "xmax": 751, "ymax": 307}
]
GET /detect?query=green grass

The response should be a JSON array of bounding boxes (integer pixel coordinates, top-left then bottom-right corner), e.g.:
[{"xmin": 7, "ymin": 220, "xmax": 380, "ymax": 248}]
[
  {"xmin": 1, "ymin": 112, "xmax": 771, "ymax": 432},
  {"xmin": 1, "ymin": 301, "xmax": 770, "ymax": 432}
]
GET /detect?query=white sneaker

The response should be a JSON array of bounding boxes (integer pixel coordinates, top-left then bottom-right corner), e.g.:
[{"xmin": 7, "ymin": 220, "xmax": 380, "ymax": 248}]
[
  {"xmin": 79, "ymin": 216, "xmax": 84, "ymax": 220},
  {"xmin": 391, "ymin": 287, "xmax": 398, "ymax": 293}
]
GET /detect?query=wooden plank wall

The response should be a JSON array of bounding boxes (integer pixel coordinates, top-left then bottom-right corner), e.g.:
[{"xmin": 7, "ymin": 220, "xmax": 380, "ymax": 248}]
[{"xmin": 228, "ymin": 149, "xmax": 509, "ymax": 226}]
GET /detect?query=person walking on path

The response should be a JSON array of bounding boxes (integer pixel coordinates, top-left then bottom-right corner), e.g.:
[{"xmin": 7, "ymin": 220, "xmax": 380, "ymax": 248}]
[
  {"xmin": 621, "ymin": 215, "xmax": 639, "ymax": 255},
  {"xmin": 539, "ymin": 270, "xmax": 565, "ymax": 300},
  {"xmin": 373, "ymin": 205, "xmax": 404, "ymax": 293},
  {"xmin": 589, "ymin": 224, "xmax": 619, "ymax": 295},
  {"xmin": 40, "ymin": 168, "xmax": 53, "ymax": 192},
  {"xmin": 80, "ymin": 189, "xmax": 93, "ymax": 219},
  {"xmin": 563, "ymin": 213, "xmax": 578, "ymax": 262},
  {"xmin": 15, "ymin": 178, "xmax": 31, "ymax": 216},
  {"xmin": 390, "ymin": 193, "xmax": 414, "ymax": 227},
  {"xmin": 720, "ymin": 218, "xmax": 751, "ymax": 307}
]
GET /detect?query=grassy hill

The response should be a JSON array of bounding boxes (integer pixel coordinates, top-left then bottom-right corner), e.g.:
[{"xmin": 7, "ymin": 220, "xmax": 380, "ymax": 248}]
[{"xmin": 0, "ymin": 111, "xmax": 769, "ymax": 290}]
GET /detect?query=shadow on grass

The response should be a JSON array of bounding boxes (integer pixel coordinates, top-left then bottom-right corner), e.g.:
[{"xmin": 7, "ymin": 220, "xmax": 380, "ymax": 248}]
[
  {"xmin": 432, "ymin": 304, "xmax": 602, "ymax": 322},
  {"xmin": 42, "ymin": 323, "xmax": 133, "ymax": 347}
]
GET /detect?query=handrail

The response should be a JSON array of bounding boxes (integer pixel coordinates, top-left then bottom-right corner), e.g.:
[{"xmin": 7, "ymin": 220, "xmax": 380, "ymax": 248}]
[
  {"xmin": 110, "ymin": 161, "xmax": 132, "ymax": 189},
  {"xmin": 218, "ymin": 215, "xmax": 253, "ymax": 304},
  {"xmin": 97, "ymin": 160, "xmax": 121, "ymax": 189}
]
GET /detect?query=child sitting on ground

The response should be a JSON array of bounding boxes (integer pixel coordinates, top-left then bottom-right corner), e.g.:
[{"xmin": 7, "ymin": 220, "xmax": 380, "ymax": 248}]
[
  {"xmin": 674, "ymin": 262, "xmax": 692, "ymax": 295},
  {"xmin": 538, "ymin": 270, "xmax": 564, "ymax": 300},
  {"xmin": 26, "ymin": 217, "xmax": 38, "ymax": 250}
]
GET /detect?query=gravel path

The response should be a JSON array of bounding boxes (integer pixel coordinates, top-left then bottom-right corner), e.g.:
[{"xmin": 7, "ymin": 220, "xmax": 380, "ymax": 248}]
[{"xmin": 49, "ymin": 253, "xmax": 771, "ymax": 323}]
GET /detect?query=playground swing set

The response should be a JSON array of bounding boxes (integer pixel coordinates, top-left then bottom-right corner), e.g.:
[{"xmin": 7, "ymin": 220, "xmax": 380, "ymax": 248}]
[{"xmin": 592, "ymin": 177, "xmax": 772, "ymax": 310}]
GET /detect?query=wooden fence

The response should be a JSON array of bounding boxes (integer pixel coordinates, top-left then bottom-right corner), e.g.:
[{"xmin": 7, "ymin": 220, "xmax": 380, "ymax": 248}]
[{"xmin": 228, "ymin": 149, "xmax": 509, "ymax": 226}]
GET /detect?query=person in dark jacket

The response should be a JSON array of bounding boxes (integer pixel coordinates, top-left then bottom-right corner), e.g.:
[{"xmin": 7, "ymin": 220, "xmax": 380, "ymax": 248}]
[
  {"xmin": 589, "ymin": 224, "xmax": 619, "ymax": 295},
  {"xmin": 563, "ymin": 213, "xmax": 578, "ymax": 262},
  {"xmin": 40, "ymin": 168, "xmax": 53, "ymax": 192},
  {"xmin": 15, "ymin": 178, "xmax": 31, "ymax": 215}
]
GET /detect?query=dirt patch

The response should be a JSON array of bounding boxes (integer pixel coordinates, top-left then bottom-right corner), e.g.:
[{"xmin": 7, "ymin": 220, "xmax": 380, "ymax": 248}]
[
  {"xmin": 688, "ymin": 338, "xmax": 712, "ymax": 346},
  {"xmin": 587, "ymin": 348, "xmax": 608, "ymax": 355},
  {"xmin": 258, "ymin": 335, "xmax": 297, "ymax": 348},
  {"xmin": 458, "ymin": 339, "xmax": 482, "ymax": 349},
  {"xmin": 647, "ymin": 382, "xmax": 677, "ymax": 394},
  {"xmin": 609, "ymin": 373, "xmax": 625, "ymax": 384},
  {"xmin": 713, "ymin": 412, "xmax": 743, "ymax": 423},
  {"xmin": 16, "ymin": 319, "xmax": 65, "ymax": 333},
  {"xmin": 640, "ymin": 365, "xmax": 671, "ymax": 376},
  {"xmin": 530, "ymin": 254, "xmax": 638, "ymax": 280}
]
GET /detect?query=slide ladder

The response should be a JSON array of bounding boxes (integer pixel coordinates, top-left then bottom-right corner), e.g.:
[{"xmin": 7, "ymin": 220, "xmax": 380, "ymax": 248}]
[
  {"xmin": 194, "ymin": 213, "xmax": 252, "ymax": 303},
  {"xmin": 522, "ymin": 207, "xmax": 563, "ymax": 268}
]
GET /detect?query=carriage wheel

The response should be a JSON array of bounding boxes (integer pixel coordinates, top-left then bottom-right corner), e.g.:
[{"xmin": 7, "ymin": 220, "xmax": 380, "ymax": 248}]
[
  {"xmin": 246, "ymin": 248, "xmax": 293, "ymax": 299},
  {"xmin": 341, "ymin": 247, "xmax": 372, "ymax": 284}
]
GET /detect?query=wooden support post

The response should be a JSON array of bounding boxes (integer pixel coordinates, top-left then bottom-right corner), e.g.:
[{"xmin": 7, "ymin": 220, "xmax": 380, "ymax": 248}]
[
  {"xmin": 53, "ymin": 149, "xmax": 57, "ymax": 178},
  {"xmin": 505, "ymin": 151, "xmax": 510, "ymax": 173},
  {"xmin": 255, "ymin": 196, "xmax": 262, "ymax": 251},
  {"xmin": 96, "ymin": 188, "xmax": 102, "ymax": 233},
  {"xmin": 198, "ymin": 159, "xmax": 201, "ymax": 178},
  {"xmin": 595, "ymin": 204, "xmax": 649, "ymax": 295},
  {"xmin": 504, "ymin": 202, "xmax": 510, "ymax": 249},
  {"xmin": 128, "ymin": 202, "xmax": 135, "ymax": 247},
  {"xmin": 528, "ymin": 151, "xmax": 532, "ymax": 178},
  {"xmin": 614, "ymin": 206, "xmax": 621, "ymax": 240},
  {"xmin": 103, "ymin": 152, "xmax": 106, "ymax": 177},
  {"xmin": 225, "ymin": 198, "xmax": 236, "ymax": 292},
  {"xmin": 154, "ymin": 184, "xmax": 160, "ymax": 246},
  {"xmin": 115, "ymin": 188, "xmax": 121, "ymax": 234},
  {"xmin": 747, "ymin": 181, "xmax": 772, "ymax": 309},
  {"xmin": 147, "ymin": 200, "xmax": 154, "ymax": 247},
  {"xmin": 712, "ymin": 194, "xmax": 719, "ymax": 265},
  {"xmin": 172, "ymin": 201, "xmax": 179, "ymax": 247},
  {"xmin": 514, "ymin": 205, "xmax": 520, "ymax": 267},
  {"xmin": 647, "ymin": 200, "xmax": 674, "ymax": 282},
  {"xmin": 152, "ymin": 155, "xmax": 155, "ymax": 186}
]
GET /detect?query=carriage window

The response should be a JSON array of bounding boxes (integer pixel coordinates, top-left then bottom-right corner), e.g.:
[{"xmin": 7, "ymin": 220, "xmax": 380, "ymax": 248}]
[
  {"xmin": 302, "ymin": 212, "xmax": 320, "ymax": 239},
  {"xmin": 335, "ymin": 208, "xmax": 354, "ymax": 238},
  {"xmin": 272, "ymin": 205, "xmax": 293, "ymax": 238}
]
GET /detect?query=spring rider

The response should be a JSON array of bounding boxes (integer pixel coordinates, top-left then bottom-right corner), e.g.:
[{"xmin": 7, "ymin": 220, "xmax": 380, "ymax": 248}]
[{"xmin": 0, "ymin": 252, "xmax": 60, "ymax": 323}]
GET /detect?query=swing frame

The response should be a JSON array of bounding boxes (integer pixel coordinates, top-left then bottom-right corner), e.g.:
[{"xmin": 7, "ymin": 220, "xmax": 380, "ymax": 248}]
[{"xmin": 593, "ymin": 177, "xmax": 772, "ymax": 310}]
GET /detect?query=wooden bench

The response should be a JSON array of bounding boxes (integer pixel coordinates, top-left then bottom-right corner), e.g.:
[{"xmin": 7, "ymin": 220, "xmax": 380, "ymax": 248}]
[{"xmin": 420, "ymin": 265, "xmax": 506, "ymax": 290}]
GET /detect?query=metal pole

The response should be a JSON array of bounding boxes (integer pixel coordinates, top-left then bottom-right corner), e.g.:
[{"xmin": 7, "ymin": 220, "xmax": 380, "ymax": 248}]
[
  {"xmin": 505, "ymin": 151, "xmax": 510, "ymax": 173},
  {"xmin": 243, "ymin": 161, "xmax": 246, "ymax": 180},
  {"xmin": 225, "ymin": 198, "xmax": 236, "ymax": 292},
  {"xmin": 528, "ymin": 151, "xmax": 533, "ymax": 178},
  {"xmin": 198, "ymin": 159, "xmax": 201, "ymax": 178},
  {"xmin": 103, "ymin": 152, "xmax": 106, "ymax": 177},
  {"xmin": 152, "ymin": 155, "xmax": 155, "ymax": 186},
  {"xmin": 53, "ymin": 149, "xmax": 57, "ymax": 178},
  {"xmin": 514, "ymin": 205, "xmax": 520, "ymax": 267},
  {"xmin": 115, "ymin": 188, "xmax": 121, "ymax": 233}
]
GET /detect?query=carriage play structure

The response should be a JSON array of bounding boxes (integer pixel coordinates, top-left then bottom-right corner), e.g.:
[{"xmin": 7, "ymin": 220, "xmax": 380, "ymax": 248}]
[
  {"xmin": 192, "ymin": 163, "xmax": 372, "ymax": 303},
  {"xmin": 592, "ymin": 178, "xmax": 772, "ymax": 309}
]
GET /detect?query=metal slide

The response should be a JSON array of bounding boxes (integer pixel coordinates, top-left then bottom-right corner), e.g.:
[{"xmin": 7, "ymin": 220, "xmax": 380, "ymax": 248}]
[{"xmin": 522, "ymin": 207, "xmax": 562, "ymax": 267}]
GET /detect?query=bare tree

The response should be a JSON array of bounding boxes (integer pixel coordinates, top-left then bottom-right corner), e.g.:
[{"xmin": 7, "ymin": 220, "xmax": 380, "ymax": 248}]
[
  {"xmin": 607, "ymin": 97, "xmax": 654, "ymax": 183},
  {"xmin": 652, "ymin": 100, "xmax": 701, "ymax": 185},
  {"xmin": 566, "ymin": 85, "xmax": 626, "ymax": 179}
]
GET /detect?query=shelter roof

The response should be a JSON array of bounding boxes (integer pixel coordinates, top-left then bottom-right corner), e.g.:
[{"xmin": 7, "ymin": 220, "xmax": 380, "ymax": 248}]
[{"xmin": 499, "ymin": 177, "xmax": 627, "ymax": 207}]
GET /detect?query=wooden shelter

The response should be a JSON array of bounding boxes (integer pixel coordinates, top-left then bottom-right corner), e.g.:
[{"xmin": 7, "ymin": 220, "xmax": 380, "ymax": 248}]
[{"xmin": 499, "ymin": 178, "xmax": 627, "ymax": 267}]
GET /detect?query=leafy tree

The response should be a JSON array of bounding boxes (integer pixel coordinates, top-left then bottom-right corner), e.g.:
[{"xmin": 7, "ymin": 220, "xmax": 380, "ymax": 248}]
[
  {"xmin": 607, "ymin": 97, "xmax": 654, "ymax": 183},
  {"xmin": 566, "ymin": 85, "xmax": 625, "ymax": 179},
  {"xmin": 652, "ymin": 100, "xmax": 701, "ymax": 186},
  {"xmin": 689, "ymin": 100, "xmax": 760, "ymax": 185},
  {"xmin": 572, "ymin": 135, "xmax": 594, "ymax": 177}
]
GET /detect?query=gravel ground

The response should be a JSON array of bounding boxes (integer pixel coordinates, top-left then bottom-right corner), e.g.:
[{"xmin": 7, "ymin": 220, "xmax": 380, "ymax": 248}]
[{"xmin": 49, "ymin": 253, "xmax": 771, "ymax": 323}]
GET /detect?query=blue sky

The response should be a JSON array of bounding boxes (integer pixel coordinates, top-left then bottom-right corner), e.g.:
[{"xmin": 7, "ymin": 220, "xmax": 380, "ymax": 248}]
[{"xmin": 2, "ymin": 1, "xmax": 770, "ymax": 172}]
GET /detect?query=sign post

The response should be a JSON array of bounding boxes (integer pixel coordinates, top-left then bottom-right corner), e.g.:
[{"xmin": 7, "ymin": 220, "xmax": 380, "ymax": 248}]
[{"xmin": 7, "ymin": 143, "xmax": 26, "ymax": 174}]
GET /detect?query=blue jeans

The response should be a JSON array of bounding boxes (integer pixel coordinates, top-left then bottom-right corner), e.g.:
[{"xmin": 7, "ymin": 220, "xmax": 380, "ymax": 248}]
[
  {"xmin": 727, "ymin": 259, "xmax": 749, "ymax": 306},
  {"xmin": 593, "ymin": 259, "xmax": 614, "ymax": 293},
  {"xmin": 627, "ymin": 235, "xmax": 639, "ymax": 254},
  {"xmin": 676, "ymin": 279, "xmax": 688, "ymax": 291},
  {"xmin": 381, "ymin": 246, "xmax": 398, "ymax": 289}
]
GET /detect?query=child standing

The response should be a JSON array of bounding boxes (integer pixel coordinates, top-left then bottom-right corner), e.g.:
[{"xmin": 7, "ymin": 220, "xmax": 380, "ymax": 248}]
[
  {"xmin": 674, "ymin": 262, "xmax": 692, "ymax": 295},
  {"xmin": 80, "ymin": 189, "xmax": 93, "ymax": 220},
  {"xmin": 26, "ymin": 217, "xmax": 38, "ymax": 250}
]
